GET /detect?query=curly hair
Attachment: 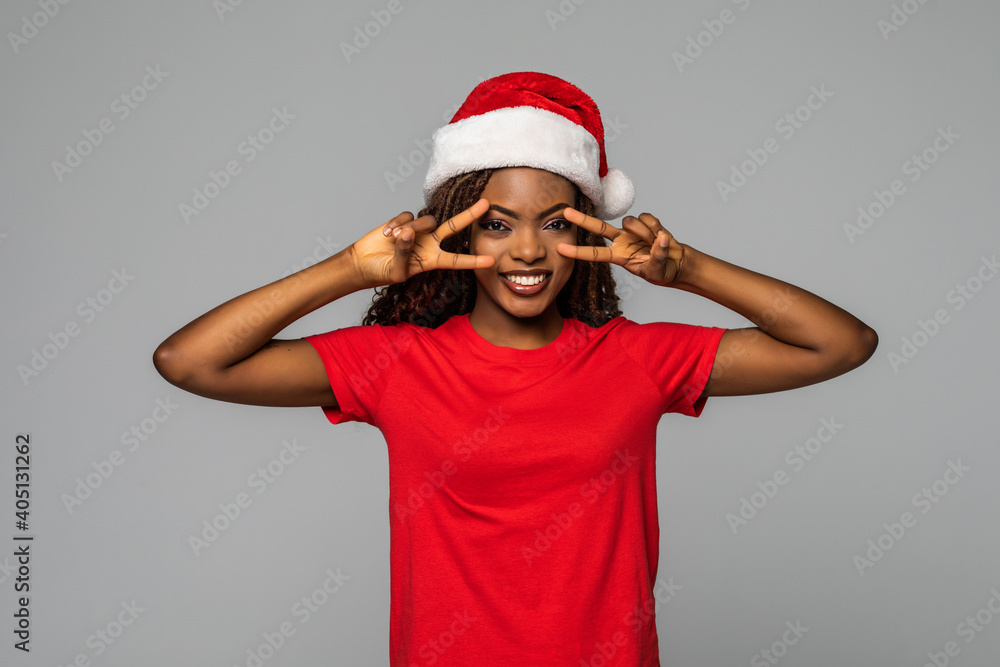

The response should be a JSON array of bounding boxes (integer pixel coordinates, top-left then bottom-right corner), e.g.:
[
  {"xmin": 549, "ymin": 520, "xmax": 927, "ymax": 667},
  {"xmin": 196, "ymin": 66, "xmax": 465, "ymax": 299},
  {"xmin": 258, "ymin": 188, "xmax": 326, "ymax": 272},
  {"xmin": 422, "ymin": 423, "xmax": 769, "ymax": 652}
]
[{"xmin": 361, "ymin": 169, "xmax": 622, "ymax": 328}]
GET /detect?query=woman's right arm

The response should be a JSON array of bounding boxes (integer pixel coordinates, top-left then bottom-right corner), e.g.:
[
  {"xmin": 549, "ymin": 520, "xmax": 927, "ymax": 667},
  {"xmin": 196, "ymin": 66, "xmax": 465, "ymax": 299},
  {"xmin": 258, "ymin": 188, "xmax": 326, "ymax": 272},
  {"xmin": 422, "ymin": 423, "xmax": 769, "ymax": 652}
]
[
  {"xmin": 152, "ymin": 200, "xmax": 493, "ymax": 408},
  {"xmin": 152, "ymin": 247, "xmax": 365, "ymax": 407}
]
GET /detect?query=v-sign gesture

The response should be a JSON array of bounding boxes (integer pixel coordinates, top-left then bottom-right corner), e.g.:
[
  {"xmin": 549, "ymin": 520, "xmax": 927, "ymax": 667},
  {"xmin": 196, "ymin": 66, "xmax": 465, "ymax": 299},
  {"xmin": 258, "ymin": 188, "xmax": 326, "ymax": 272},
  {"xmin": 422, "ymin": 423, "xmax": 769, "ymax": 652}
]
[
  {"xmin": 556, "ymin": 208, "xmax": 686, "ymax": 287},
  {"xmin": 351, "ymin": 198, "xmax": 495, "ymax": 289}
]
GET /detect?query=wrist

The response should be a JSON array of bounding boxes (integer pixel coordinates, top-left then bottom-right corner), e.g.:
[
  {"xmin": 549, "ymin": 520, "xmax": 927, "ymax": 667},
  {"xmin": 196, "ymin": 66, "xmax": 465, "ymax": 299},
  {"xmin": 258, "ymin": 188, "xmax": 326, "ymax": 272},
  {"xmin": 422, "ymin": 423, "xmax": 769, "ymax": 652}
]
[
  {"xmin": 671, "ymin": 243, "xmax": 702, "ymax": 290},
  {"xmin": 339, "ymin": 244, "xmax": 373, "ymax": 291},
  {"xmin": 338, "ymin": 244, "xmax": 384, "ymax": 294},
  {"xmin": 289, "ymin": 246, "xmax": 370, "ymax": 312}
]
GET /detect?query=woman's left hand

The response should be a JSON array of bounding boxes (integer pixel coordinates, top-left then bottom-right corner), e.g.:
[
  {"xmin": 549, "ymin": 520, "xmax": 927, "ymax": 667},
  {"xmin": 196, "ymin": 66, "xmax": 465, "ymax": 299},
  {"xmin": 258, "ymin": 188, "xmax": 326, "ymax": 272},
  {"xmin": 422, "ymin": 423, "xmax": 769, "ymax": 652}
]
[{"xmin": 557, "ymin": 209, "xmax": 687, "ymax": 287}]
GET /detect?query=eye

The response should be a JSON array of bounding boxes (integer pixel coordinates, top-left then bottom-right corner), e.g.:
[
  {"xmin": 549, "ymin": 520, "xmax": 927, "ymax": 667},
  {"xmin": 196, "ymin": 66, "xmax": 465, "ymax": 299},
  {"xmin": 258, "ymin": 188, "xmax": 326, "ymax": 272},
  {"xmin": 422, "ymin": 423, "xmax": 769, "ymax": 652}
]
[
  {"xmin": 479, "ymin": 219, "xmax": 510, "ymax": 232},
  {"xmin": 545, "ymin": 218, "xmax": 572, "ymax": 231}
]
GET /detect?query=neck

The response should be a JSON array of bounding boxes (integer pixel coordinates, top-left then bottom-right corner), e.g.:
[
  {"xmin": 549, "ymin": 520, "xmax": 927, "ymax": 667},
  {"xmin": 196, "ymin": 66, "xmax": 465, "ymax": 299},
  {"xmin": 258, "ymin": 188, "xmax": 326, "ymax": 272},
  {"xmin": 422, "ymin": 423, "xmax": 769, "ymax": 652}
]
[{"xmin": 467, "ymin": 299, "xmax": 564, "ymax": 350}]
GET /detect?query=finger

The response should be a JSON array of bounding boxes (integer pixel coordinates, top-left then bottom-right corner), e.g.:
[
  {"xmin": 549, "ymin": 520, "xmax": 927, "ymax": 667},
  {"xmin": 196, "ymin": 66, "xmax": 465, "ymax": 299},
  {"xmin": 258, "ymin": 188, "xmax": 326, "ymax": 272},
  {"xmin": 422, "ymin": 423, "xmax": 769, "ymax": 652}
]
[
  {"xmin": 561, "ymin": 207, "xmax": 620, "ymax": 243},
  {"xmin": 411, "ymin": 213, "xmax": 441, "ymax": 233},
  {"xmin": 636, "ymin": 212, "xmax": 667, "ymax": 238},
  {"xmin": 432, "ymin": 198, "xmax": 490, "ymax": 243},
  {"xmin": 555, "ymin": 242, "xmax": 615, "ymax": 263},
  {"xmin": 388, "ymin": 214, "xmax": 437, "ymax": 238},
  {"xmin": 435, "ymin": 249, "xmax": 495, "ymax": 271},
  {"xmin": 383, "ymin": 211, "xmax": 415, "ymax": 237},
  {"xmin": 621, "ymin": 215, "xmax": 657, "ymax": 245},
  {"xmin": 645, "ymin": 230, "xmax": 670, "ymax": 279},
  {"xmin": 392, "ymin": 226, "xmax": 415, "ymax": 272}
]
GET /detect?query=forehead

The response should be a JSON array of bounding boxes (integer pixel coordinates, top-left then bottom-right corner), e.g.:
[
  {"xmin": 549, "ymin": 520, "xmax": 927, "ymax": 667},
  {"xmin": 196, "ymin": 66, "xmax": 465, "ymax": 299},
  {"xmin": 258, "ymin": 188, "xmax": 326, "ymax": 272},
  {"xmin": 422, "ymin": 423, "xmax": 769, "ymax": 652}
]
[{"xmin": 480, "ymin": 168, "xmax": 576, "ymax": 213}]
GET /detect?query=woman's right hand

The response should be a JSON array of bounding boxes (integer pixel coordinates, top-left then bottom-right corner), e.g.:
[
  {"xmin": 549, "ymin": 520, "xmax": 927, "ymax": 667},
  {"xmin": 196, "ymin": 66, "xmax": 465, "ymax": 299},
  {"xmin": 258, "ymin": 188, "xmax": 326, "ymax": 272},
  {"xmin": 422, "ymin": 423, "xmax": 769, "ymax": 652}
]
[{"xmin": 348, "ymin": 198, "xmax": 495, "ymax": 288}]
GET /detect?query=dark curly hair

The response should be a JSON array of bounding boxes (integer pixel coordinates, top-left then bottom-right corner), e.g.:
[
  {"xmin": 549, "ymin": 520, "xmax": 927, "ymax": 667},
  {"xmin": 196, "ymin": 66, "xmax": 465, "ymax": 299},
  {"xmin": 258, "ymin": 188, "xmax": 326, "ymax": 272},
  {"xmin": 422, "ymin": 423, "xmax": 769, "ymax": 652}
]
[{"xmin": 361, "ymin": 169, "xmax": 622, "ymax": 328}]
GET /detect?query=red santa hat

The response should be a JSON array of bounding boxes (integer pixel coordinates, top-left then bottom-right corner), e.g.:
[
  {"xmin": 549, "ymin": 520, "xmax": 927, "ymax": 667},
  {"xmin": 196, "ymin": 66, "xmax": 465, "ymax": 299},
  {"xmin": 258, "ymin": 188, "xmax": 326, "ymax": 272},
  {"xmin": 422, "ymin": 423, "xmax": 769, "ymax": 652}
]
[{"xmin": 423, "ymin": 72, "xmax": 635, "ymax": 220}]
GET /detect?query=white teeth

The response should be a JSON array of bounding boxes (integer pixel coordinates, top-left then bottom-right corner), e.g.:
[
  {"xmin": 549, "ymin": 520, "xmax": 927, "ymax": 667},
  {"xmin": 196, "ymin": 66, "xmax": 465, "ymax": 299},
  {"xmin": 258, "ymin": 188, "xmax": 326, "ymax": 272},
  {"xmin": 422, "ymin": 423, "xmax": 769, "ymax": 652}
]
[{"xmin": 503, "ymin": 273, "xmax": 547, "ymax": 286}]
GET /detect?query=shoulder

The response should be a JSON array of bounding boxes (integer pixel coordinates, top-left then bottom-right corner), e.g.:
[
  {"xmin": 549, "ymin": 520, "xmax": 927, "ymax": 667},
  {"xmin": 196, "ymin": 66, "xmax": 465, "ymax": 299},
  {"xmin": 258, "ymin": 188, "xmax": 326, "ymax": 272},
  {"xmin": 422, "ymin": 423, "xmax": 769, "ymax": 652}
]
[
  {"xmin": 304, "ymin": 316, "xmax": 455, "ymax": 355},
  {"xmin": 598, "ymin": 317, "xmax": 727, "ymax": 356},
  {"xmin": 303, "ymin": 321, "xmax": 403, "ymax": 349},
  {"xmin": 576, "ymin": 315, "xmax": 711, "ymax": 340},
  {"xmin": 602, "ymin": 316, "xmax": 724, "ymax": 336}
]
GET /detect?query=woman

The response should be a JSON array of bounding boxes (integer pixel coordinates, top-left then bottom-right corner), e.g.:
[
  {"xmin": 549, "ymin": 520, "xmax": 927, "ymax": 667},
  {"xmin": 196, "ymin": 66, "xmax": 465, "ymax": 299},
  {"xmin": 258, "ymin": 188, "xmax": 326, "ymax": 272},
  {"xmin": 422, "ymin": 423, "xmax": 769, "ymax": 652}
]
[{"xmin": 154, "ymin": 72, "xmax": 877, "ymax": 666}]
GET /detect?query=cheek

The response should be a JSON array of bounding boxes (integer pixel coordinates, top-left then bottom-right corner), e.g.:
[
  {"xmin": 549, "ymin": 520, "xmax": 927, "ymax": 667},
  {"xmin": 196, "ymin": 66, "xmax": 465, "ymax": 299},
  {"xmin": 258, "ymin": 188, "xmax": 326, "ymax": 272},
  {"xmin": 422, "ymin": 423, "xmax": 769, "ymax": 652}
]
[
  {"xmin": 557, "ymin": 262, "xmax": 576, "ymax": 289},
  {"xmin": 553, "ymin": 233, "xmax": 578, "ymax": 269},
  {"xmin": 472, "ymin": 267, "xmax": 493, "ymax": 286},
  {"xmin": 470, "ymin": 242, "xmax": 498, "ymax": 267},
  {"xmin": 552, "ymin": 255, "xmax": 576, "ymax": 292},
  {"xmin": 468, "ymin": 230, "xmax": 490, "ymax": 255},
  {"xmin": 470, "ymin": 243, "xmax": 500, "ymax": 288}
]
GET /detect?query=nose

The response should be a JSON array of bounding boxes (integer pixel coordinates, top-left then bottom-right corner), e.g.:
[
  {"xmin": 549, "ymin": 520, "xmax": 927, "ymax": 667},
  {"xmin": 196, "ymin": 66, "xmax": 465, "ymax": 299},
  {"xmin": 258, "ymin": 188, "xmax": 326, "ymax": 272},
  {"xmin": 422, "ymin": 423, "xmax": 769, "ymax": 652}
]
[{"xmin": 509, "ymin": 225, "xmax": 546, "ymax": 263}]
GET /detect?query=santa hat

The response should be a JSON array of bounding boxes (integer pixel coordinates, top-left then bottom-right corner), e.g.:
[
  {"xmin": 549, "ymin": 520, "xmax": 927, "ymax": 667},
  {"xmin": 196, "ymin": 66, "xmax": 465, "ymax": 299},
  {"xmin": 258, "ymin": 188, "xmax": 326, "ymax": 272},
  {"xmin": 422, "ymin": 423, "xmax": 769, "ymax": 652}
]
[{"xmin": 423, "ymin": 72, "xmax": 635, "ymax": 220}]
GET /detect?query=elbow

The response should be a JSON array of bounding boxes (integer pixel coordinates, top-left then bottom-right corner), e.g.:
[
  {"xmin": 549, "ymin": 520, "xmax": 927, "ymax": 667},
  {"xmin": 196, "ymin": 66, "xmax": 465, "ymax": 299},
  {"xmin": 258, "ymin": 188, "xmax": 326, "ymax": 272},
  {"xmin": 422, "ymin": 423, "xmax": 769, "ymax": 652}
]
[
  {"xmin": 814, "ymin": 324, "xmax": 878, "ymax": 382},
  {"xmin": 802, "ymin": 324, "xmax": 878, "ymax": 387},
  {"xmin": 842, "ymin": 323, "xmax": 879, "ymax": 371},
  {"xmin": 861, "ymin": 325, "xmax": 879, "ymax": 359},
  {"xmin": 152, "ymin": 342, "xmax": 193, "ymax": 388}
]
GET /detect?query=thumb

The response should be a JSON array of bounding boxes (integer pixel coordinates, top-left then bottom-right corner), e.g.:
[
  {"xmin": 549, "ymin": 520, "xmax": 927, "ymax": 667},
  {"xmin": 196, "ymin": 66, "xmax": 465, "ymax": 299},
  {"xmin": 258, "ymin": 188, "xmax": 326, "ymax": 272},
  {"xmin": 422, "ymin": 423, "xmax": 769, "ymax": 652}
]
[
  {"xmin": 391, "ymin": 226, "xmax": 416, "ymax": 279},
  {"xmin": 644, "ymin": 231, "xmax": 671, "ymax": 281}
]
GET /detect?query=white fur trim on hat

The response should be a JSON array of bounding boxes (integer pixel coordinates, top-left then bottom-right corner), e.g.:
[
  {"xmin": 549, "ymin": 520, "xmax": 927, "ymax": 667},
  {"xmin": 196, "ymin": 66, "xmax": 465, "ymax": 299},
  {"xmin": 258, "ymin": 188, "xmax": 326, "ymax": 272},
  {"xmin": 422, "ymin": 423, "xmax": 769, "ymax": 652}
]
[
  {"xmin": 598, "ymin": 168, "xmax": 636, "ymax": 220},
  {"xmin": 424, "ymin": 106, "xmax": 634, "ymax": 219}
]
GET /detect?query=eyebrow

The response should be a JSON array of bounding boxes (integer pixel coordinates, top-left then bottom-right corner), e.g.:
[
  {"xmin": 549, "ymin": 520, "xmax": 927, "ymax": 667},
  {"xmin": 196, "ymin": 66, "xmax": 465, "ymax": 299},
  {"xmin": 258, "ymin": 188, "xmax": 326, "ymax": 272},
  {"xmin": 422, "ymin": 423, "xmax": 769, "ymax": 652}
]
[{"xmin": 487, "ymin": 203, "xmax": 571, "ymax": 220}]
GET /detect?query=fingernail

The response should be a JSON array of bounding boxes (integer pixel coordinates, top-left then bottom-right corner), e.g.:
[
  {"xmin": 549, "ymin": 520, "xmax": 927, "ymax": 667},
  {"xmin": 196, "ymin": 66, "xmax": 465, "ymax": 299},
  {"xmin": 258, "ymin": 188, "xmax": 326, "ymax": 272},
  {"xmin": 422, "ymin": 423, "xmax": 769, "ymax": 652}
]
[
  {"xmin": 393, "ymin": 228, "xmax": 402, "ymax": 237},
  {"xmin": 383, "ymin": 225, "xmax": 392, "ymax": 236}
]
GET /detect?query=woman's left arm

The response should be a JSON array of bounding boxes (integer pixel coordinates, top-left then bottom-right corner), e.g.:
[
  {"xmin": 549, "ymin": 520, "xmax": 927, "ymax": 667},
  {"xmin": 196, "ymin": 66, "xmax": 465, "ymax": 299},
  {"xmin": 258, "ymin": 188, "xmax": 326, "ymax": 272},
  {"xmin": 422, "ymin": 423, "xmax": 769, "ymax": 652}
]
[
  {"xmin": 559, "ymin": 209, "xmax": 879, "ymax": 397},
  {"xmin": 671, "ymin": 247, "xmax": 878, "ymax": 397}
]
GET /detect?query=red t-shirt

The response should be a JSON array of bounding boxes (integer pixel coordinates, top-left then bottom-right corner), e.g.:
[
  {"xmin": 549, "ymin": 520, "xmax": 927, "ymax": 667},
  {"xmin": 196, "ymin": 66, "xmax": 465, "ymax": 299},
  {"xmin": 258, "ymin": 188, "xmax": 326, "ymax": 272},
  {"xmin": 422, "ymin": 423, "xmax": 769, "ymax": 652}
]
[{"xmin": 305, "ymin": 313, "xmax": 725, "ymax": 666}]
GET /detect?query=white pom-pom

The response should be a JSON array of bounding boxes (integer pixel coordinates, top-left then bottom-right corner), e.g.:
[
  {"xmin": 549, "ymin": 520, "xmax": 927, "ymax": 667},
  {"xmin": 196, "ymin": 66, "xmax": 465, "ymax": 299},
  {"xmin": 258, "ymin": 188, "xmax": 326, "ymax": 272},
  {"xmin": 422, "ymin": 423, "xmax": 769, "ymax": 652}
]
[{"xmin": 596, "ymin": 168, "xmax": 635, "ymax": 219}]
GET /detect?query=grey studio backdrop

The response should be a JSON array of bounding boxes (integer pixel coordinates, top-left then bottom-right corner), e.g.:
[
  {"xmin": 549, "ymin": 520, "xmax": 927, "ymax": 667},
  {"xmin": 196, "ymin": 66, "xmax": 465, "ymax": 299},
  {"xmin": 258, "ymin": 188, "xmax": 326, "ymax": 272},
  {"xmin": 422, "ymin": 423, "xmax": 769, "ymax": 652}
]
[{"xmin": 1, "ymin": 1, "xmax": 998, "ymax": 665}]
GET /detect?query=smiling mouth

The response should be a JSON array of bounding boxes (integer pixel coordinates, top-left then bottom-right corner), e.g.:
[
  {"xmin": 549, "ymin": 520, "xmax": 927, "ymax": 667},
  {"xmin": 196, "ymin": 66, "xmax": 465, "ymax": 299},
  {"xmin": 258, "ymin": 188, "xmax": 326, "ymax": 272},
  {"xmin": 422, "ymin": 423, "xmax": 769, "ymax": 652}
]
[
  {"xmin": 499, "ymin": 272, "xmax": 552, "ymax": 295},
  {"xmin": 501, "ymin": 273, "xmax": 550, "ymax": 286}
]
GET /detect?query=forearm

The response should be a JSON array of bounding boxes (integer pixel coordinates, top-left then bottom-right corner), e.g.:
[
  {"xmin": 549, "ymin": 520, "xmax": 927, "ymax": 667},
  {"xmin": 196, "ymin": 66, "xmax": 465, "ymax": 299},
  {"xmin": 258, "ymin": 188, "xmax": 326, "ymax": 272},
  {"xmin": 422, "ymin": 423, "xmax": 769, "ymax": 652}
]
[
  {"xmin": 154, "ymin": 246, "xmax": 365, "ymax": 381},
  {"xmin": 673, "ymin": 246, "xmax": 877, "ymax": 362}
]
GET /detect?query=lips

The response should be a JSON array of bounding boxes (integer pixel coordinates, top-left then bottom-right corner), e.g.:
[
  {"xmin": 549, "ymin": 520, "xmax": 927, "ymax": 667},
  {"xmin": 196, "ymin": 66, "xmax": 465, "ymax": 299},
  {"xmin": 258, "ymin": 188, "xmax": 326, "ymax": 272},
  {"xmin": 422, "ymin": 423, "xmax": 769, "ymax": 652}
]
[
  {"xmin": 499, "ymin": 271, "xmax": 551, "ymax": 295},
  {"xmin": 501, "ymin": 273, "xmax": 548, "ymax": 286}
]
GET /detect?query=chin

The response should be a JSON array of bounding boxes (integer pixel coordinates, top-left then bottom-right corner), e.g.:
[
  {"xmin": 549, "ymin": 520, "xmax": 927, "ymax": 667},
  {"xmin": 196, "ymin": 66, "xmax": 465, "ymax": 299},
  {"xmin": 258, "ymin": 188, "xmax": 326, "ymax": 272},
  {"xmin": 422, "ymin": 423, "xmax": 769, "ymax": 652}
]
[{"xmin": 507, "ymin": 306, "xmax": 551, "ymax": 320}]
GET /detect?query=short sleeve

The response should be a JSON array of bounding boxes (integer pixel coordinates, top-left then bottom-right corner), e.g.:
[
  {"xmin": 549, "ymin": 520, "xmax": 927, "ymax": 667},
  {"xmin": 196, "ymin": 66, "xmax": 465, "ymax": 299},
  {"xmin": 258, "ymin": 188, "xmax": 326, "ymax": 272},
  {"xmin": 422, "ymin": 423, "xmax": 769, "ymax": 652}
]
[
  {"xmin": 612, "ymin": 320, "xmax": 727, "ymax": 417},
  {"xmin": 304, "ymin": 324, "xmax": 416, "ymax": 426}
]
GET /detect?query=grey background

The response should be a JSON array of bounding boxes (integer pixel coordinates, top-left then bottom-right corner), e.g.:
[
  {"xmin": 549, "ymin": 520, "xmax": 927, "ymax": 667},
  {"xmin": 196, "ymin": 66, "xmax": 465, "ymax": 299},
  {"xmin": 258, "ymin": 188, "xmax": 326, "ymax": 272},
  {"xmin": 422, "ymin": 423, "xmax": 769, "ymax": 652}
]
[{"xmin": 2, "ymin": 0, "xmax": 999, "ymax": 665}]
